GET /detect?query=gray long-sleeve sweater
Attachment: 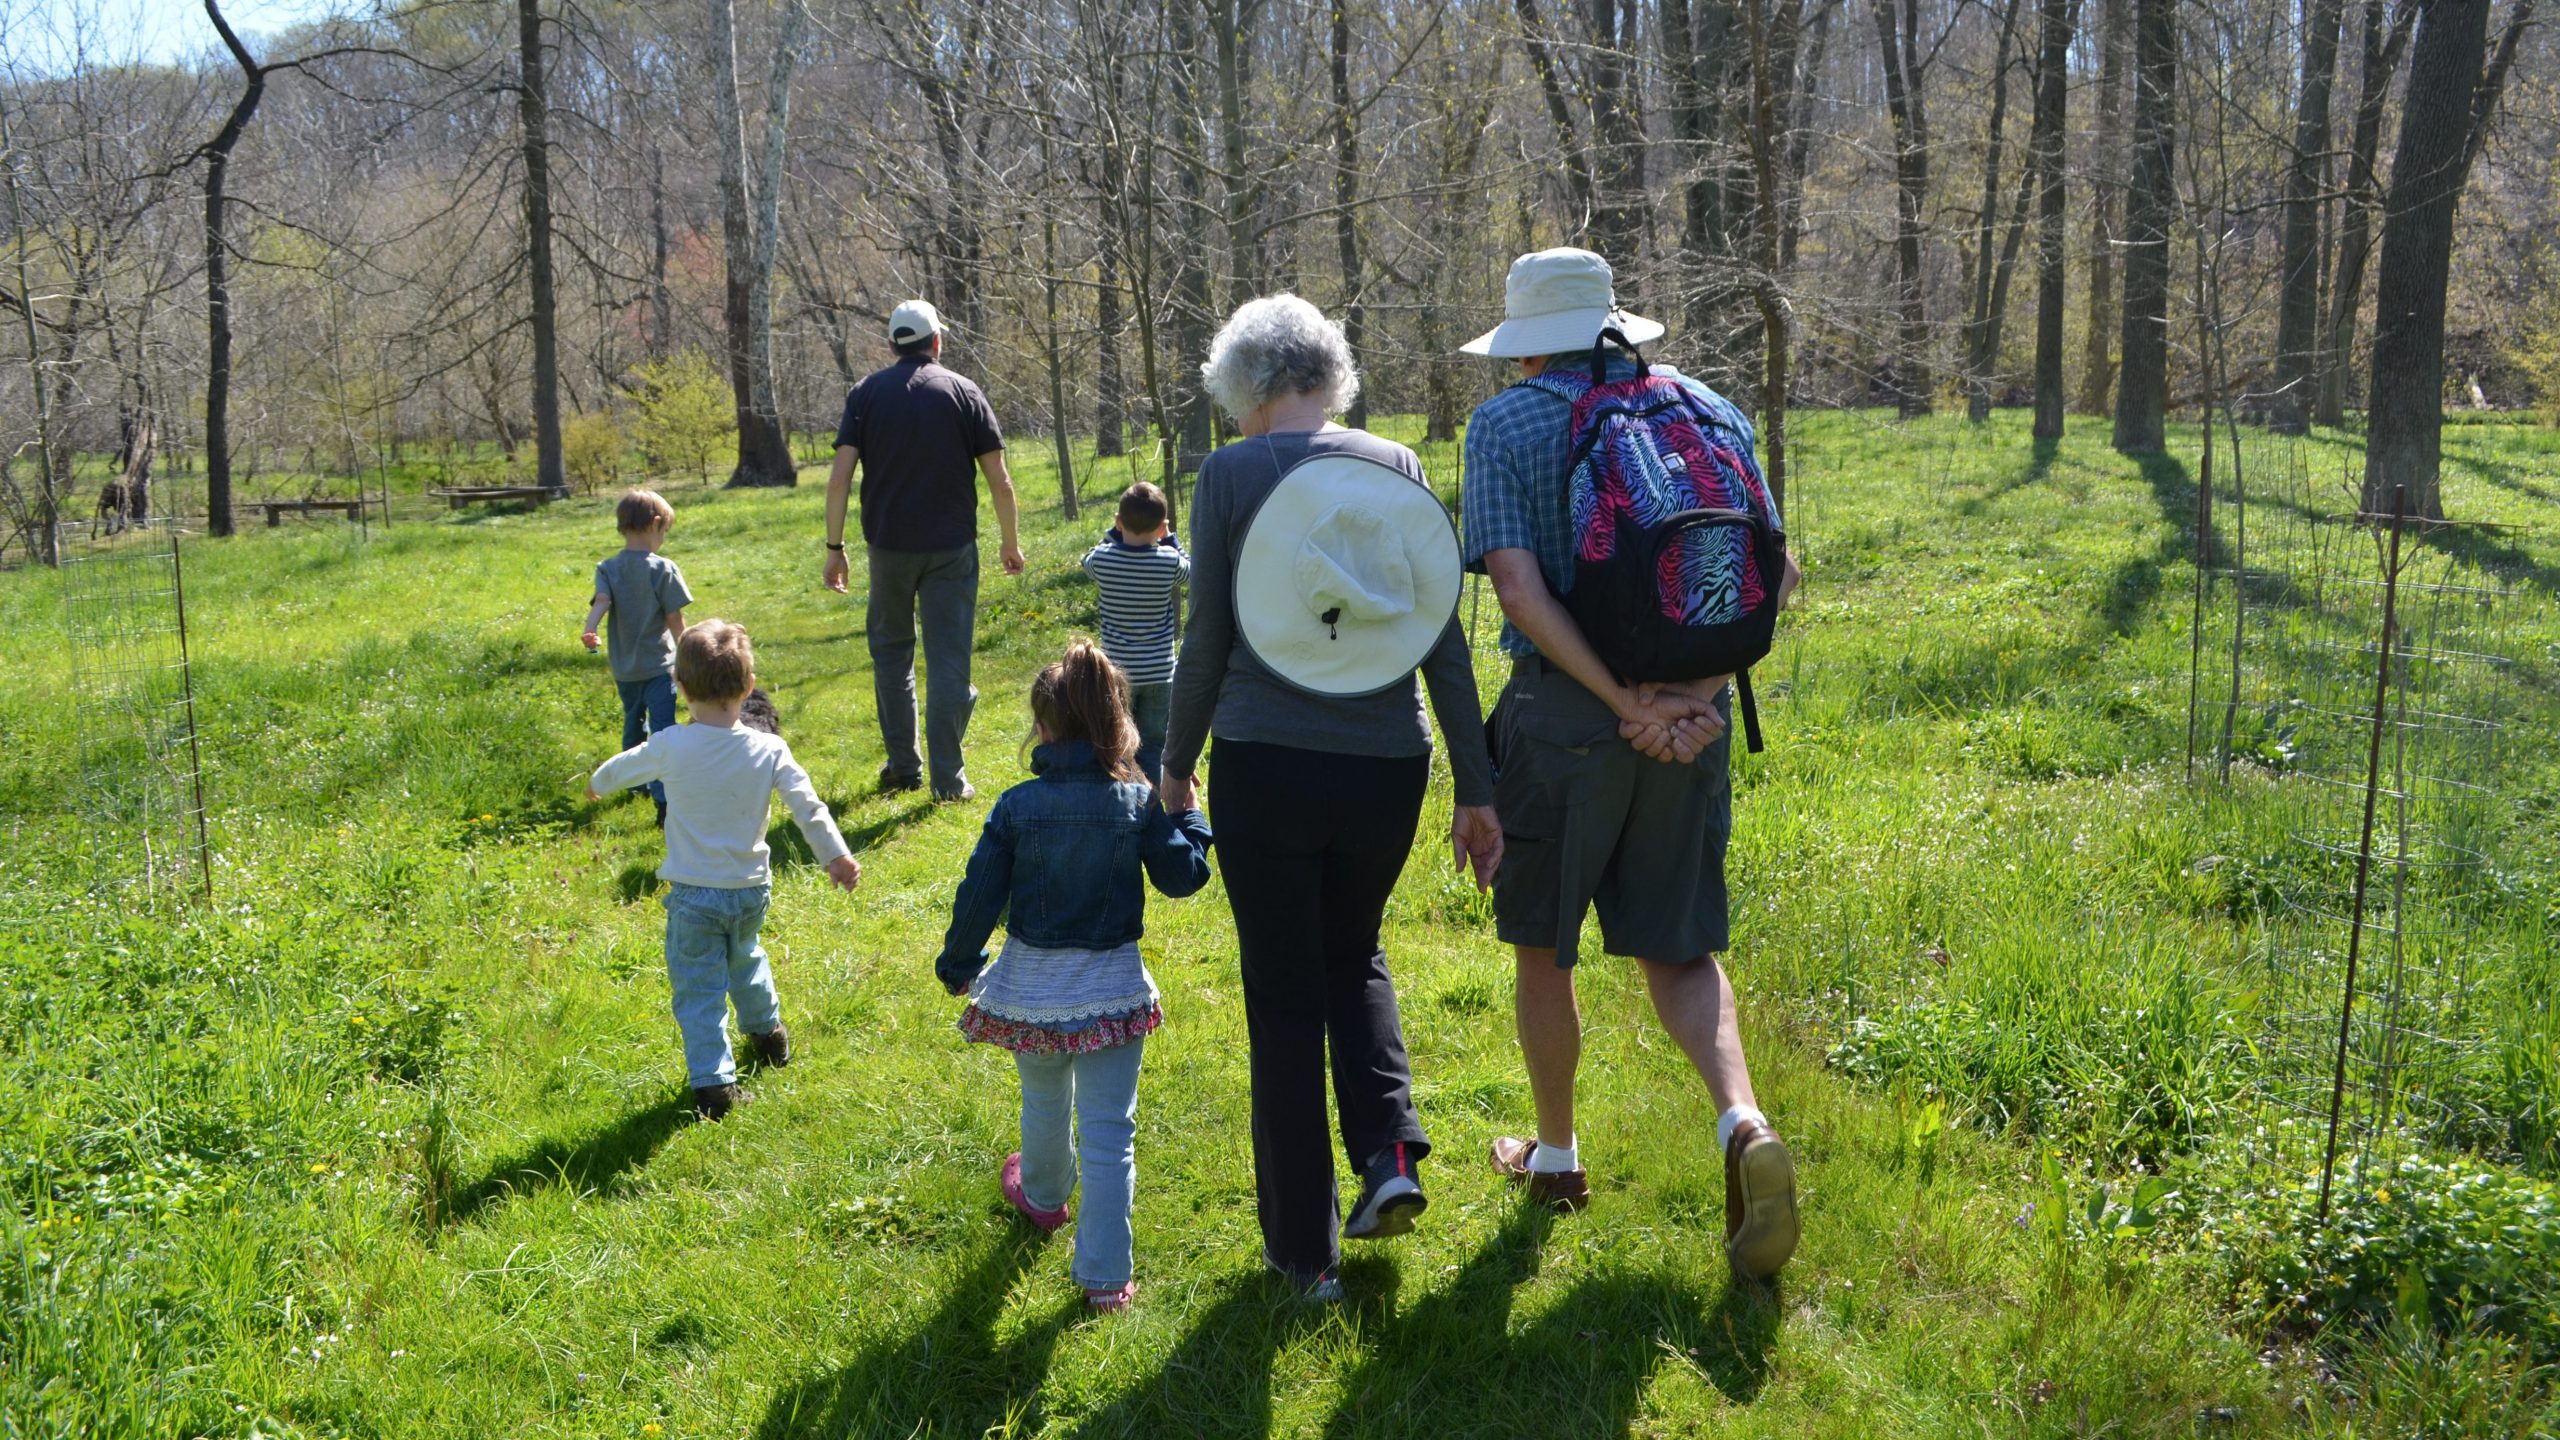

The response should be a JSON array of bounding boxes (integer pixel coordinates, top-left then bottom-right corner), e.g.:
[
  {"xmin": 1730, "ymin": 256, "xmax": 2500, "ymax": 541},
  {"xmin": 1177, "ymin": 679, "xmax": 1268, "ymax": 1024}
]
[{"xmin": 1161, "ymin": 427, "xmax": 1494, "ymax": 807}]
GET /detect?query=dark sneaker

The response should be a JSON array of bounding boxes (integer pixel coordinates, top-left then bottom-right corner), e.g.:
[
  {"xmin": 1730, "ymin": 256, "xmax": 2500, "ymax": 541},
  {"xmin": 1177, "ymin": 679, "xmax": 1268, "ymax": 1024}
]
[
  {"xmin": 746, "ymin": 1025, "xmax": 790, "ymax": 1069},
  {"xmin": 878, "ymin": 765, "xmax": 924, "ymax": 794},
  {"xmin": 1489, "ymin": 1136, "xmax": 1591, "ymax": 1213},
  {"xmin": 1724, "ymin": 1118, "xmax": 1799, "ymax": 1281},
  {"xmin": 932, "ymin": 782, "xmax": 977, "ymax": 804},
  {"xmin": 693, "ymin": 1083, "xmax": 750, "ymax": 1121},
  {"xmin": 1344, "ymin": 1141, "xmax": 1427, "ymax": 1240},
  {"xmin": 1263, "ymin": 1251, "xmax": 1343, "ymax": 1304}
]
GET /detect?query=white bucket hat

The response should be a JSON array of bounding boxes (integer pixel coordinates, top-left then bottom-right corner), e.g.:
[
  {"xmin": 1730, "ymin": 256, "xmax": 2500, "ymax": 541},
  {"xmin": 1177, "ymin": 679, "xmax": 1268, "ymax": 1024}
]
[
  {"xmin": 1233, "ymin": 454, "xmax": 1463, "ymax": 697},
  {"xmin": 1460, "ymin": 247, "xmax": 1665, "ymax": 358}
]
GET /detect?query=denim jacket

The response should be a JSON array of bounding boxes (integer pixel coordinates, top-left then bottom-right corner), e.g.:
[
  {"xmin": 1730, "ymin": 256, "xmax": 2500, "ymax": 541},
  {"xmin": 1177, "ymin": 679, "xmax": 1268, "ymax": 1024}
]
[{"xmin": 934, "ymin": 740, "xmax": 1213, "ymax": 991}]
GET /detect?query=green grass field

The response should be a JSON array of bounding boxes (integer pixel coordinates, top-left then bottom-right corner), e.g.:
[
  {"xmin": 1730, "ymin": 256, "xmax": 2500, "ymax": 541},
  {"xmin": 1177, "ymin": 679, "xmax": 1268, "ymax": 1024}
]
[{"xmin": 4, "ymin": 411, "xmax": 2557, "ymax": 1437}]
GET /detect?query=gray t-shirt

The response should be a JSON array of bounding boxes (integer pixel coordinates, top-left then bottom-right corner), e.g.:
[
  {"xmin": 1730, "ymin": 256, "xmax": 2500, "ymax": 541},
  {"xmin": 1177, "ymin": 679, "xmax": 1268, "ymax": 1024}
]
[
  {"xmin": 1162, "ymin": 428, "xmax": 1494, "ymax": 807},
  {"xmin": 595, "ymin": 549, "xmax": 695, "ymax": 682}
]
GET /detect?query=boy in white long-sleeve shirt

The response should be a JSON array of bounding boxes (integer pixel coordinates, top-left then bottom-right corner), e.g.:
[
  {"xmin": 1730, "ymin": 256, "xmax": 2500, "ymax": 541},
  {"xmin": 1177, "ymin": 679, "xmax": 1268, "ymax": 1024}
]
[{"xmin": 591, "ymin": 620, "xmax": 860, "ymax": 1119}]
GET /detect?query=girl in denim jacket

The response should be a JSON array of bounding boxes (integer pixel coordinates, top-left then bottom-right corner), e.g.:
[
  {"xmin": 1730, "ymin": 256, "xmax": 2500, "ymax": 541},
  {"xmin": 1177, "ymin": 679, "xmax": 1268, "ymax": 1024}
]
[{"xmin": 935, "ymin": 641, "xmax": 1213, "ymax": 1312}]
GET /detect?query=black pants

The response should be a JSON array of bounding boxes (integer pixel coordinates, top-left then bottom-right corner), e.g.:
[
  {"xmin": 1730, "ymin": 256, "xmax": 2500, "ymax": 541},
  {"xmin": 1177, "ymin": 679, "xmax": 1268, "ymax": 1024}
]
[{"xmin": 1210, "ymin": 739, "xmax": 1433, "ymax": 1278}]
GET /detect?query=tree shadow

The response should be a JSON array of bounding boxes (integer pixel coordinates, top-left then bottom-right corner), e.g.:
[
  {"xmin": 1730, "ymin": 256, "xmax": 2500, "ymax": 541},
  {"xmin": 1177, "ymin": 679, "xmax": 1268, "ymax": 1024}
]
[
  {"xmin": 756, "ymin": 1233, "xmax": 1078, "ymax": 1440},
  {"xmin": 767, "ymin": 795, "xmax": 934, "ymax": 872},
  {"xmin": 615, "ymin": 861, "xmax": 661, "ymax": 905},
  {"xmin": 1064, "ymin": 1271, "xmax": 1315, "ymax": 1439},
  {"xmin": 1951, "ymin": 435, "xmax": 2063, "ymax": 517},
  {"xmin": 440, "ymin": 1093, "xmax": 691, "ymax": 1228},
  {"xmin": 1316, "ymin": 1206, "xmax": 1782, "ymax": 1438}
]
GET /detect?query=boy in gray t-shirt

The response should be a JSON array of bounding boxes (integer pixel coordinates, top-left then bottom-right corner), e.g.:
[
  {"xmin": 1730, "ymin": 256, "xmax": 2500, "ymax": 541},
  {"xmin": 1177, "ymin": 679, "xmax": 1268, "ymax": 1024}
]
[{"xmin": 582, "ymin": 488, "xmax": 695, "ymax": 823}]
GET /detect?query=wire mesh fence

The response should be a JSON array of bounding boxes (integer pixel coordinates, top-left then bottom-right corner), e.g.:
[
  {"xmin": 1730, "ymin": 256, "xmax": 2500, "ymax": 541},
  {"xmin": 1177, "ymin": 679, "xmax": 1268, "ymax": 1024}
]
[
  {"xmin": 58, "ymin": 518, "xmax": 212, "ymax": 909},
  {"xmin": 2187, "ymin": 439, "xmax": 2554, "ymax": 1207}
]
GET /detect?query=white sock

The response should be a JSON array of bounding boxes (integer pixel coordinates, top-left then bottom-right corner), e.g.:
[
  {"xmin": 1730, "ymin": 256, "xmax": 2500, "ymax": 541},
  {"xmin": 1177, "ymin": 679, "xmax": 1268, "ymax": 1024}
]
[
  {"xmin": 1715, "ymin": 1105, "xmax": 1767, "ymax": 1154},
  {"xmin": 1528, "ymin": 1136, "xmax": 1580, "ymax": 1173}
]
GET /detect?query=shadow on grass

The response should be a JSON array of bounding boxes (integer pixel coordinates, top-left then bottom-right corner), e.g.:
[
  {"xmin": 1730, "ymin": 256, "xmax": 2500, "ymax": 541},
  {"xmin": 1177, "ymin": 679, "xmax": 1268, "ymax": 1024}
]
[
  {"xmin": 1953, "ymin": 434, "xmax": 2061, "ymax": 516},
  {"xmin": 766, "ymin": 795, "xmax": 933, "ymax": 872},
  {"xmin": 757, "ymin": 1233, "xmax": 1077, "ymax": 1440},
  {"xmin": 441, "ymin": 1093, "xmax": 690, "ymax": 1227},
  {"xmin": 615, "ymin": 862, "xmax": 661, "ymax": 905},
  {"xmin": 1065, "ymin": 1271, "xmax": 1315, "ymax": 1439},
  {"xmin": 1315, "ymin": 1206, "xmax": 1782, "ymax": 1437}
]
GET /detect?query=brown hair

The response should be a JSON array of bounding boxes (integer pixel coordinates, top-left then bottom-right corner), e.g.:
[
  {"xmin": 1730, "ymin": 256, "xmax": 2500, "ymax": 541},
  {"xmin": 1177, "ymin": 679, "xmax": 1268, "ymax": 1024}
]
[
  {"xmin": 674, "ymin": 620, "xmax": 754, "ymax": 704},
  {"xmin": 1029, "ymin": 640, "xmax": 1142, "ymax": 781},
  {"xmin": 1115, "ymin": 482, "xmax": 1168, "ymax": 535},
  {"xmin": 616, "ymin": 488, "xmax": 674, "ymax": 534}
]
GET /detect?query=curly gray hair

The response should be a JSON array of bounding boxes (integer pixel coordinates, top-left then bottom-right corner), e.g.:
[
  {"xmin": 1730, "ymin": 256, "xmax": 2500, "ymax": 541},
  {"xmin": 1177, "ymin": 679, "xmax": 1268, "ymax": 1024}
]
[{"xmin": 1200, "ymin": 294, "xmax": 1362, "ymax": 421}]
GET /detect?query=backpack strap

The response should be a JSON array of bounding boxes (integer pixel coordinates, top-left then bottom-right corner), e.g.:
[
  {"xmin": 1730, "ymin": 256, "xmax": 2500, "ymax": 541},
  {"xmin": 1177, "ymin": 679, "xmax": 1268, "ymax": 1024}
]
[
  {"xmin": 1736, "ymin": 670, "xmax": 1765, "ymax": 754},
  {"xmin": 1588, "ymin": 325, "xmax": 1647, "ymax": 384}
]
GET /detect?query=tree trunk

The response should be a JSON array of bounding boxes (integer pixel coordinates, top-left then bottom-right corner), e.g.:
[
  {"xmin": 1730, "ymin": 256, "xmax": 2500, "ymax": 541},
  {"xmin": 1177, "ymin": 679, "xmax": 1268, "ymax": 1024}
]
[
  {"xmin": 1585, "ymin": 0, "xmax": 1645, "ymax": 261},
  {"xmin": 2075, "ymin": 0, "xmax": 2126, "ymax": 415},
  {"xmin": 2316, "ymin": 0, "xmax": 2415, "ymax": 425},
  {"xmin": 1039, "ymin": 137, "xmax": 1079, "ymax": 521},
  {"xmin": 1331, "ymin": 0, "xmax": 1367, "ymax": 428},
  {"xmin": 517, "ymin": 0, "xmax": 566, "ymax": 494},
  {"xmin": 2111, "ymin": 0, "xmax": 2174, "ymax": 453},
  {"xmin": 2271, "ymin": 0, "xmax": 2345, "ymax": 433},
  {"xmin": 1872, "ymin": 0, "xmax": 1932, "ymax": 416},
  {"xmin": 2028, "ymin": 0, "xmax": 2072, "ymax": 439},
  {"xmin": 1962, "ymin": 0, "xmax": 2026, "ymax": 422},
  {"xmin": 1741, "ymin": 0, "xmax": 1792, "ymax": 512},
  {"xmin": 201, "ymin": 0, "xmax": 270, "ymax": 539},
  {"xmin": 2362, "ymin": 0, "xmax": 2492, "ymax": 519},
  {"xmin": 1514, "ymin": 0, "xmax": 1597, "ymax": 235},
  {"xmin": 649, "ymin": 146, "xmax": 671, "ymax": 358},
  {"xmin": 1095, "ymin": 213, "xmax": 1127, "ymax": 456},
  {"xmin": 1167, "ymin": 0, "xmax": 1216, "ymax": 477},
  {"xmin": 1, "ymin": 96, "xmax": 59, "ymax": 563},
  {"xmin": 709, "ymin": 0, "xmax": 800, "ymax": 488}
]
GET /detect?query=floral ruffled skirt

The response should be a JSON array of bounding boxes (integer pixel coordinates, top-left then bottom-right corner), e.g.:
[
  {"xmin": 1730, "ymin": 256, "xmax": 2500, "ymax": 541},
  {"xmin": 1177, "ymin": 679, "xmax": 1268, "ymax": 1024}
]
[{"xmin": 958, "ymin": 1002, "xmax": 1162, "ymax": 1054}]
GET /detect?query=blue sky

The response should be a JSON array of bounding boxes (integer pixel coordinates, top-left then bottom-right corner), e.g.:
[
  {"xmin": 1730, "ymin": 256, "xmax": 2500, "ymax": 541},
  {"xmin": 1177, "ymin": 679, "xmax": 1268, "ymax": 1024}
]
[{"xmin": 10, "ymin": 0, "xmax": 348, "ymax": 67}]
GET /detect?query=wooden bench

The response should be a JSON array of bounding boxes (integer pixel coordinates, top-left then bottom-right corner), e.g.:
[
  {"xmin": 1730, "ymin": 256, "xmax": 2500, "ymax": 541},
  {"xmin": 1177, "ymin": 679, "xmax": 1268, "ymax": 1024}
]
[
  {"xmin": 257, "ymin": 498, "xmax": 366, "ymax": 527},
  {"xmin": 428, "ymin": 485, "xmax": 563, "ymax": 511}
]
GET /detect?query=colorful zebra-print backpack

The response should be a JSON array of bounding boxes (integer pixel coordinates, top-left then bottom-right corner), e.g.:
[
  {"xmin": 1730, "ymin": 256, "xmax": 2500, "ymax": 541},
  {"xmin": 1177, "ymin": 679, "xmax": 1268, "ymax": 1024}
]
[{"xmin": 1522, "ymin": 330, "xmax": 1788, "ymax": 751}]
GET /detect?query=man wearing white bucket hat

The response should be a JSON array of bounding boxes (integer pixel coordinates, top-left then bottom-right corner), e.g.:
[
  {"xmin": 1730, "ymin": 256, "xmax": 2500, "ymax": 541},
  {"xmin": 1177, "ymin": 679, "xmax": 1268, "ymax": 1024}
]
[
  {"xmin": 822, "ymin": 300, "xmax": 1026, "ymax": 803},
  {"xmin": 1459, "ymin": 248, "xmax": 1803, "ymax": 1281}
]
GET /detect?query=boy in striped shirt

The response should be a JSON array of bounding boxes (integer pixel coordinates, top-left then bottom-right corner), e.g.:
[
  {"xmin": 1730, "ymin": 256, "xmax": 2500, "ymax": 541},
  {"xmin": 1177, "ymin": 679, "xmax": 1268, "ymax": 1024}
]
[{"xmin": 1080, "ymin": 482, "xmax": 1189, "ymax": 772}]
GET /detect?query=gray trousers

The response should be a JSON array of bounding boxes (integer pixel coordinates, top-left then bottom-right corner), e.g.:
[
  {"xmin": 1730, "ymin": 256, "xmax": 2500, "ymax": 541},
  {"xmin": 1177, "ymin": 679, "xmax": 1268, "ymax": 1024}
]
[{"xmin": 866, "ymin": 542, "xmax": 980, "ymax": 793}]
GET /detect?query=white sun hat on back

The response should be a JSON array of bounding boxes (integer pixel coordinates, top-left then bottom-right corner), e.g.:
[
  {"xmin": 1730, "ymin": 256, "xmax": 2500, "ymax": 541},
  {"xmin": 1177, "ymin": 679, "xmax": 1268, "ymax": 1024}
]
[
  {"xmin": 1233, "ymin": 453, "xmax": 1463, "ymax": 697},
  {"xmin": 1459, "ymin": 247, "xmax": 1664, "ymax": 358}
]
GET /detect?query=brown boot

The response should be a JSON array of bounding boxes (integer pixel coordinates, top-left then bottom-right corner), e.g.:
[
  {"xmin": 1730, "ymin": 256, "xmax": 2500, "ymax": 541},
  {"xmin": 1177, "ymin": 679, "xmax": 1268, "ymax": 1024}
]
[
  {"xmin": 693, "ymin": 1083, "xmax": 750, "ymax": 1121},
  {"xmin": 747, "ymin": 1025, "xmax": 790, "ymax": 1069},
  {"xmin": 1724, "ymin": 1118, "xmax": 1799, "ymax": 1280},
  {"xmin": 1489, "ymin": 1136, "xmax": 1591, "ymax": 1213}
]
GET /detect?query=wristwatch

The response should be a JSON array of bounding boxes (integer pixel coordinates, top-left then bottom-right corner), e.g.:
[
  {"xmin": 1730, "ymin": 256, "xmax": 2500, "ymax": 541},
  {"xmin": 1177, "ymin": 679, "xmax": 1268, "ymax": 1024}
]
[{"xmin": 825, "ymin": 541, "xmax": 845, "ymax": 551}]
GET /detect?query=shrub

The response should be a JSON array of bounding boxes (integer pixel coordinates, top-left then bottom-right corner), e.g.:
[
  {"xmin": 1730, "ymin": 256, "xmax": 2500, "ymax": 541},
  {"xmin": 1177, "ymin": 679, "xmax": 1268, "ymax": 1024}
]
[
  {"xmin": 560, "ymin": 411, "xmax": 625, "ymax": 494},
  {"xmin": 628, "ymin": 352, "xmax": 734, "ymax": 485}
]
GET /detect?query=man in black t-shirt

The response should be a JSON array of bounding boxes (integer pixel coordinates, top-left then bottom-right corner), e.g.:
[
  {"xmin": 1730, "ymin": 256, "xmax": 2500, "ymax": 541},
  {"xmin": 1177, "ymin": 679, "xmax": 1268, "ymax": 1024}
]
[{"xmin": 823, "ymin": 301, "xmax": 1025, "ymax": 802}]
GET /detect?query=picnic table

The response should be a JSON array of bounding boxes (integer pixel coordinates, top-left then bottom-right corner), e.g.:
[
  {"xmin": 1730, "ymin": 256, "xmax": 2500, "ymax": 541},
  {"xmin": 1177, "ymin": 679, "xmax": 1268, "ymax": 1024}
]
[{"xmin": 256, "ymin": 497, "xmax": 366, "ymax": 527}]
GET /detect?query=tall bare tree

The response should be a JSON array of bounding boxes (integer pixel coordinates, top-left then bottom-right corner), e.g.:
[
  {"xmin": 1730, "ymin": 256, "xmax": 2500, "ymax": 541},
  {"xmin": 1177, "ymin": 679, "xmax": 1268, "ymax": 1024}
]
[
  {"xmin": 1871, "ymin": 0, "xmax": 1933, "ymax": 416},
  {"xmin": 2026, "ymin": 0, "xmax": 2070, "ymax": 439},
  {"xmin": 2270, "ymin": 0, "xmax": 2344, "ymax": 433},
  {"xmin": 517, "ymin": 0, "xmax": 565, "ymax": 495},
  {"xmin": 708, "ymin": 0, "xmax": 806, "ymax": 488},
  {"xmin": 2111, "ymin": 0, "xmax": 2174, "ymax": 453}
]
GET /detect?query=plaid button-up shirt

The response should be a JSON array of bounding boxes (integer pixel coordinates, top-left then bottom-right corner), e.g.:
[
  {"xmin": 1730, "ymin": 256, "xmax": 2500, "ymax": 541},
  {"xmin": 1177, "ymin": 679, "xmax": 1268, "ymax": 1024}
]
[{"xmin": 1460, "ymin": 358, "xmax": 1766, "ymax": 657}]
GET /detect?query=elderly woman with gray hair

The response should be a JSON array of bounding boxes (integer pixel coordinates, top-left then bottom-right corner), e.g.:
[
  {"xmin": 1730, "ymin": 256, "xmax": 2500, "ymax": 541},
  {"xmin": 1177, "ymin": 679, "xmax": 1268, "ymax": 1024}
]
[{"xmin": 1161, "ymin": 294, "xmax": 1502, "ymax": 1301}]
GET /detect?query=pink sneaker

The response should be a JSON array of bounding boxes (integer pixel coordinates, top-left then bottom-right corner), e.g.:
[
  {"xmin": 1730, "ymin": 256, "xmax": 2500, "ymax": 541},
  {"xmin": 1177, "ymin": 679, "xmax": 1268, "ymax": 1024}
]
[
  {"xmin": 1085, "ymin": 1281, "xmax": 1136, "ymax": 1313},
  {"xmin": 1001, "ymin": 1152, "xmax": 1071, "ymax": 1233}
]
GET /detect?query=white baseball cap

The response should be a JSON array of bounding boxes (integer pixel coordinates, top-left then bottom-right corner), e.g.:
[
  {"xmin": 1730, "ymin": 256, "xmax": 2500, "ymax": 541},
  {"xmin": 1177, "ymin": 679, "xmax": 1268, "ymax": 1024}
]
[
  {"xmin": 1232, "ymin": 454, "xmax": 1462, "ymax": 697},
  {"xmin": 888, "ymin": 299, "xmax": 943, "ymax": 346},
  {"xmin": 1460, "ymin": 248, "xmax": 1664, "ymax": 358}
]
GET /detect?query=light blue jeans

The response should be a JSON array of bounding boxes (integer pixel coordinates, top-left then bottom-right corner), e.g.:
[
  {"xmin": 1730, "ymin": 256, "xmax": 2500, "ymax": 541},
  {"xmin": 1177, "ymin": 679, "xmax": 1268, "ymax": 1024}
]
[
  {"xmin": 663, "ymin": 882, "xmax": 781, "ymax": 1089},
  {"xmin": 1014, "ymin": 1037, "xmax": 1146, "ymax": 1288}
]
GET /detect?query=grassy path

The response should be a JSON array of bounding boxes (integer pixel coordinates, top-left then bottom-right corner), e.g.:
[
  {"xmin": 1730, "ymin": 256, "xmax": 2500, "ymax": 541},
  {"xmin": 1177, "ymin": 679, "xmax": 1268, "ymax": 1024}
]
[{"xmin": 9, "ymin": 412, "xmax": 2556, "ymax": 1436}]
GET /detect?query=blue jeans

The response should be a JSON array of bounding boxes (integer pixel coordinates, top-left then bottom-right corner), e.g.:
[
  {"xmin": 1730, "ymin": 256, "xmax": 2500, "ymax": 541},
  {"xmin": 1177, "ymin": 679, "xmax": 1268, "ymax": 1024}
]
[
  {"xmin": 1128, "ymin": 680, "xmax": 1173, "ymax": 779},
  {"xmin": 617, "ymin": 673, "xmax": 678, "ymax": 807},
  {"xmin": 662, "ymin": 882, "xmax": 781, "ymax": 1089},
  {"xmin": 1014, "ymin": 1037, "xmax": 1146, "ymax": 1288}
]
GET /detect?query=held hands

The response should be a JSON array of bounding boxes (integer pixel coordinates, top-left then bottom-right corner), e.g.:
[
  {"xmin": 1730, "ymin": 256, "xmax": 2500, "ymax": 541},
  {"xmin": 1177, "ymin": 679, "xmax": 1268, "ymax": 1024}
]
[
  {"xmin": 825, "ymin": 854, "xmax": 862, "ymax": 893},
  {"xmin": 1616, "ymin": 677, "xmax": 1732, "ymax": 764},
  {"xmin": 1159, "ymin": 768, "xmax": 1201, "ymax": 814},
  {"xmin": 822, "ymin": 549, "xmax": 851, "ymax": 594},
  {"xmin": 1451, "ymin": 805, "xmax": 1504, "ymax": 892}
]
